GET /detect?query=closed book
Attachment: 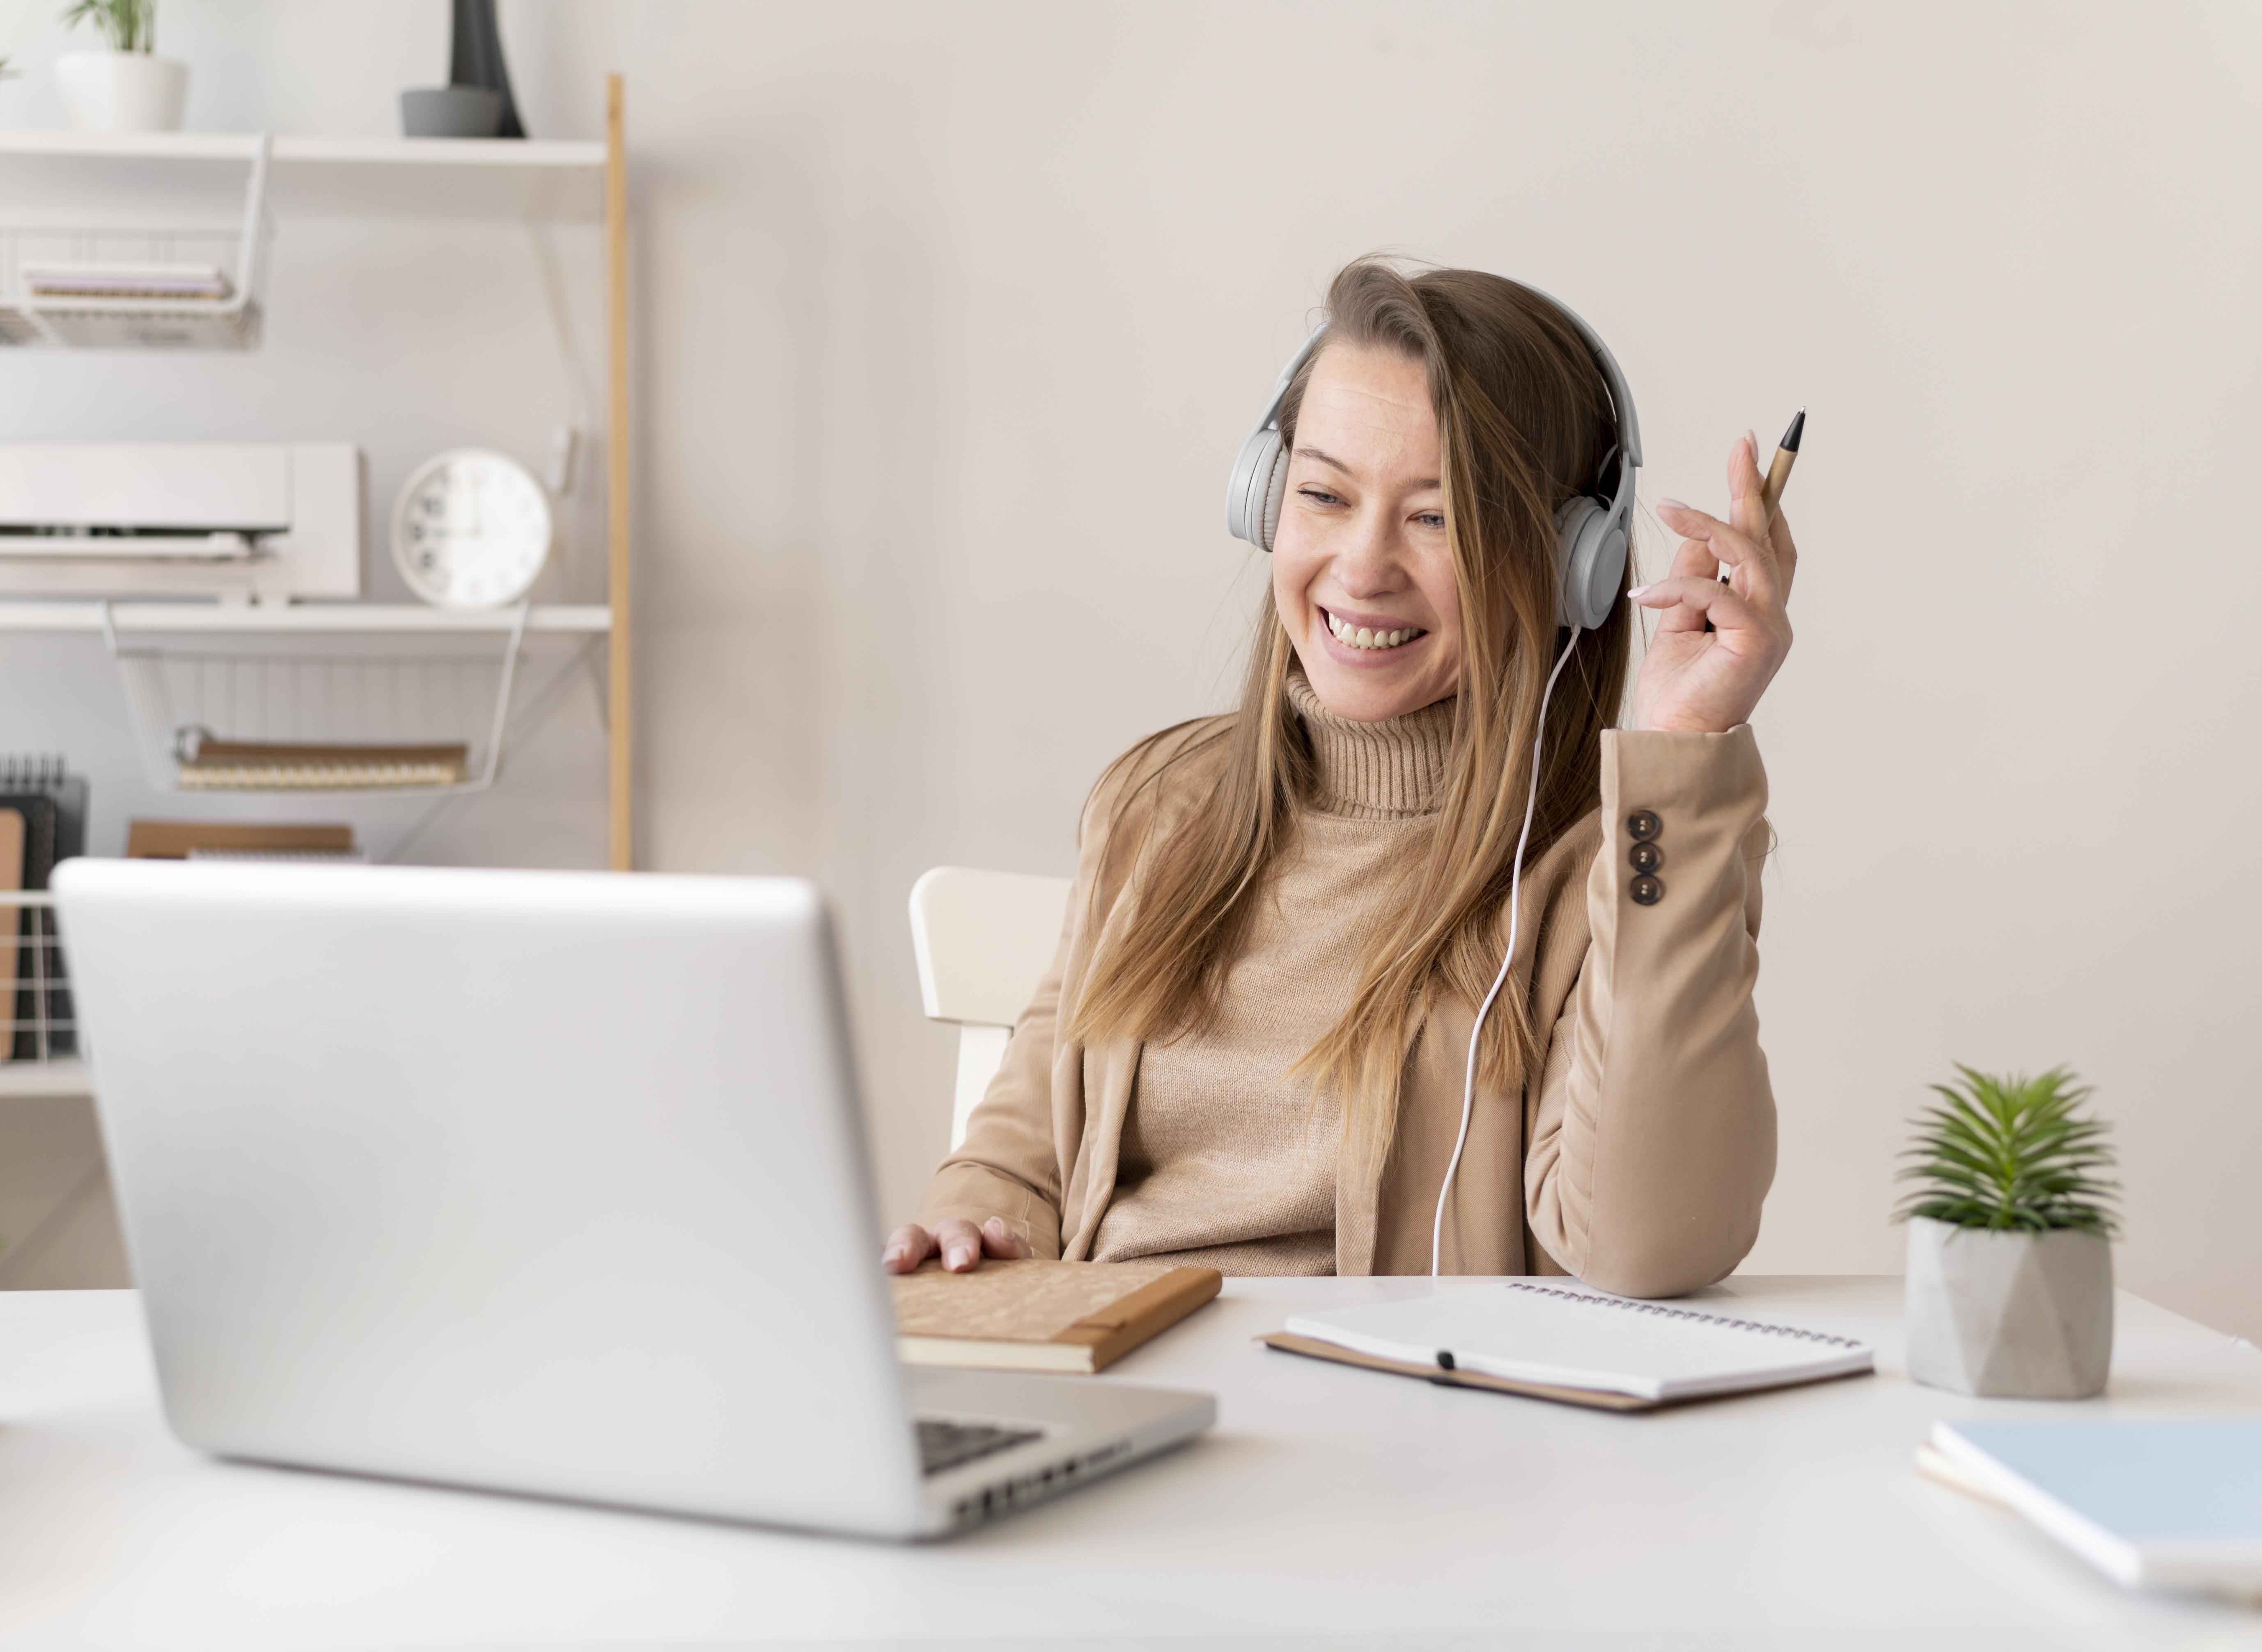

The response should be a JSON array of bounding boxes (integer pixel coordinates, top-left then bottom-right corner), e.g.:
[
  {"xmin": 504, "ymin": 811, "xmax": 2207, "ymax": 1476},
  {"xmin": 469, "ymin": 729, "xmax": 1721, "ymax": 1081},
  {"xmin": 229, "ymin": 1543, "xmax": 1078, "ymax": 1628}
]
[
  {"xmin": 128, "ymin": 820, "xmax": 357, "ymax": 859},
  {"xmin": 1930, "ymin": 1419, "xmax": 2262, "ymax": 1595},
  {"xmin": 891, "ymin": 1258, "xmax": 1221, "ymax": 1374}
]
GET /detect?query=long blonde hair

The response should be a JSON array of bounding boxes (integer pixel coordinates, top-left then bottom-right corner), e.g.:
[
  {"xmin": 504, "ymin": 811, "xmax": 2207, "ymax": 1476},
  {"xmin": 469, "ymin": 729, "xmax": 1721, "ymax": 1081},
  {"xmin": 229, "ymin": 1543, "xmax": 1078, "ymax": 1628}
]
[{"xmin": 1068, "ymin": 259, "xmax": 1634, "ymax": 1184}]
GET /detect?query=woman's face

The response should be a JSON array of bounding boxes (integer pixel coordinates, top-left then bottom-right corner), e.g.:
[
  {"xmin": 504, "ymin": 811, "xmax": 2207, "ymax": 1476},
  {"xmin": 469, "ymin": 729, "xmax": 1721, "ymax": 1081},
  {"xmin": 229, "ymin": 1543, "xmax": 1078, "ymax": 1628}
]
[{"xmin": 1271, "ymin": 340, "xmax": 1461, "ymax": 723}]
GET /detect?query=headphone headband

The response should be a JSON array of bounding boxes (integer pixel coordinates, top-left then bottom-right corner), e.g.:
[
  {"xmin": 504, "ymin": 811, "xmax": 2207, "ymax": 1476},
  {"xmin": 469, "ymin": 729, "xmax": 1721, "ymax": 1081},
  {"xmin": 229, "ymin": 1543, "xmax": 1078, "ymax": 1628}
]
[{"xmin": 1224, "ymin": 282, "xmax": 1641, "ymax": 633}]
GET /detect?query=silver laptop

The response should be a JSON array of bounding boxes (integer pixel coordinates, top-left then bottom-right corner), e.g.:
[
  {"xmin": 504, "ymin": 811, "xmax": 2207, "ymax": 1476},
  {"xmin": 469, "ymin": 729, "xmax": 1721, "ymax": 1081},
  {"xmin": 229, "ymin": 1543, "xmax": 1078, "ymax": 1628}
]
[{"xmin": 53, "ymin": 858, "xmax": 1213, "ymax": 1540}]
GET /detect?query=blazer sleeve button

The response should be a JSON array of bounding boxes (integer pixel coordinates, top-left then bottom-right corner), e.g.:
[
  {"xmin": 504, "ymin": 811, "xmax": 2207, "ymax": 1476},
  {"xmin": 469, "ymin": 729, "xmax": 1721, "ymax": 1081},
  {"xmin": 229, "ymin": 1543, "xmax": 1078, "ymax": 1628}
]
[
  {"xmin": 1630, "ymin": 874, "xmax": 1664, "ymax": 906},
  {"xmin": 1629, "ymin": 841, "xmax": 1663, "ymax": 874},
  {"xmin": 1627, "ymin": 810, "xmax": 1661, "ymax": 841}
]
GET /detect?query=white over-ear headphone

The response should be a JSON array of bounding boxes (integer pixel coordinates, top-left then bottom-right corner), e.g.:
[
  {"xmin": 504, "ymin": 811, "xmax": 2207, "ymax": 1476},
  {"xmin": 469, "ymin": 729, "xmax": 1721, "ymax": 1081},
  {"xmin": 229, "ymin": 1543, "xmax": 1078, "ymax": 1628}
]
[{"xmin": 1223, "ymin": 289, "xmax": 1644, "ymax": 634}]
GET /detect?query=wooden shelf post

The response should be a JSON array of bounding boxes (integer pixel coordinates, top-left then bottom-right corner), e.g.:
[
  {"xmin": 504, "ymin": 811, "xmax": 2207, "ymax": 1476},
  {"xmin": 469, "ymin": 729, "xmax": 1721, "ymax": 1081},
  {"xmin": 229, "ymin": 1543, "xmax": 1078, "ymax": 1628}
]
[{"xmin": 605, "ymin": 73, "xmax": 633, "ymax": 870}]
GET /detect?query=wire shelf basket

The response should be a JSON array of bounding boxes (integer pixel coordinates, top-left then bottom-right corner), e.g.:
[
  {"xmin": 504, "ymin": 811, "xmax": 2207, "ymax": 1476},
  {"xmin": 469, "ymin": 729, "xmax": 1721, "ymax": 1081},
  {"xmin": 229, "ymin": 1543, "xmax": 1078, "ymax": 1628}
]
[
  {"xmin": 0, "ymin": 135, "xmax": 267, "ymax": 351},
  {"xmin": 104, "ymin": 604, "xmax": 530, "ymax": 796},
  {"xmin": 2, "ymin": 893, "xmax": 76, "ymax": 1067}
]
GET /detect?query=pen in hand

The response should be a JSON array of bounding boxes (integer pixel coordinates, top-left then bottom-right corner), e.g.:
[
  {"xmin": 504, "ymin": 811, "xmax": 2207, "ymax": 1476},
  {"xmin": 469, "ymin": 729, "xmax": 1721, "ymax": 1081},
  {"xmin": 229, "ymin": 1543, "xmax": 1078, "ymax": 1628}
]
[
  {"xmin": 1758, "ymin": 407, "xmax": 1803, "ymax": 531},
  {"xmin": 1715, "ymin": 407, "xmax": 1803, "ymax": 598}
]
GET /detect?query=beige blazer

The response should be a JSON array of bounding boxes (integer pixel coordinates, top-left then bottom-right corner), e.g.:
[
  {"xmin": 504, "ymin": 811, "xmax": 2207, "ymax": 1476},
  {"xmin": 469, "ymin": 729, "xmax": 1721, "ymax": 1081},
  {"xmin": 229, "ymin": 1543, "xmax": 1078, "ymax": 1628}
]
[{"xmin": 917, "ymin": 721, "xmax": 1776, "ymax": 1296}]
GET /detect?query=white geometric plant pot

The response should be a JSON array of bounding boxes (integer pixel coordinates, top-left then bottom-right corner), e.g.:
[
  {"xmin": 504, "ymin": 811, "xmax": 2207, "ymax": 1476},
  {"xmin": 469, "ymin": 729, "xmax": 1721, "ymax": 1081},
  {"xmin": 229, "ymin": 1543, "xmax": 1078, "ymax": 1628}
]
[
  {"xmin": 1904, "ymin": 1215, "xmax": 2113, "ymax": 1399},
  {"xmin": 56, "ymin": 50, "xmax": 189, "ymax": 133}
]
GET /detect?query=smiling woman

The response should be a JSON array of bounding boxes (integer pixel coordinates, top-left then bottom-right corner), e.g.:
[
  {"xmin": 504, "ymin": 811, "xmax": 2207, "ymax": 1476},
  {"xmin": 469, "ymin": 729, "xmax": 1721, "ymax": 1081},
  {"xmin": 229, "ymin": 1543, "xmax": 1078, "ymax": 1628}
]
[
  {"xmin": 1277, "ymin": 342, "xmax": 1465, "ymax": 716},
  {"xmin": 886, "ymin": 258, "xmax": 1796, "ymax": 1292}
]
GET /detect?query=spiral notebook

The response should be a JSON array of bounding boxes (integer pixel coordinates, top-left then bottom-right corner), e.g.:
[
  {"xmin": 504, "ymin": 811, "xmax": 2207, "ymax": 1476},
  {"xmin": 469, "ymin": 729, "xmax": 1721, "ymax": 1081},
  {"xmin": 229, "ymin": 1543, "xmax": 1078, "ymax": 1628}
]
[{"xmin": 1264, "ymin": 1281, "xmax": 1874, "ymax": 1412}]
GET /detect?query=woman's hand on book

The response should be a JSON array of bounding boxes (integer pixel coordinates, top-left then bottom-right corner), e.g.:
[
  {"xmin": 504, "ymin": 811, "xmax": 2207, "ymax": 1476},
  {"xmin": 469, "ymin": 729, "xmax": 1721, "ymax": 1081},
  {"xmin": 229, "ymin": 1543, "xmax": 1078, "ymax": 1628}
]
[{"xmin": 882, "ymin": 1216, "xmax": 1032, "ymax": 1274}]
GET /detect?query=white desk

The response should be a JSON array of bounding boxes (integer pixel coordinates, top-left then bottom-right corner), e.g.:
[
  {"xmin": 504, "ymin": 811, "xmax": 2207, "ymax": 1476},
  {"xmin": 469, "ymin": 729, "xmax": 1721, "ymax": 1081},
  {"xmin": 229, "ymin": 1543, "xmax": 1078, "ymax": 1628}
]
[{"xmin": 4, "ymin": 1277, "xmax": 2260, "ymax": 1649}]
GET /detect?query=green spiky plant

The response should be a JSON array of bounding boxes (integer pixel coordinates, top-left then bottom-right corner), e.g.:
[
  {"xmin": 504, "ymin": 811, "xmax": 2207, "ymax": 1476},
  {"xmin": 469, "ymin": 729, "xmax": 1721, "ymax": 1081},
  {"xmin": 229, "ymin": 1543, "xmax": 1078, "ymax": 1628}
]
[
  {"xmin": 60, "ymin": 0, "xmax": 155, "ymax": 53},
  {"xmin": 1896, "ymin": 1065, "xmax": 2118, "ymax": 1236}
]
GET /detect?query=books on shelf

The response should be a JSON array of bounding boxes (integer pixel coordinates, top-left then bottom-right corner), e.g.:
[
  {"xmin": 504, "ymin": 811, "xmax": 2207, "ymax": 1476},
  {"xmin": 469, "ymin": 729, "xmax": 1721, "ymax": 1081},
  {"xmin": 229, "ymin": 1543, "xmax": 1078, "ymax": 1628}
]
[
  {"xmin": 127, "ymin": 821, "xmax": 359, "ymax": 861},
  {"xmin": 177, "ymin": 738, "xmax": 469, "ymax": 792},
  {"xmin": 1265, "ymin": 1280, "xmax": 1875, "ymax": 1411},
  {"xmin": 891, "ymin": 1258, "xmax": 1222, "ymax": 1374},
  {"xmin": 23, "ymin": 262, "xmax": 235, "ymax": 302}
]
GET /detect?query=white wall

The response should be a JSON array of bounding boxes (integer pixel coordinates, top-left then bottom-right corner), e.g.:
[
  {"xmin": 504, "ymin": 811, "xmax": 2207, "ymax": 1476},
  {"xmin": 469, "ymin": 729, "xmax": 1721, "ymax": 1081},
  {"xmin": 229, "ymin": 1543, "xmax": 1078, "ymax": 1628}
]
[{"xmin": 2, "ymin": 2, "xmax": 2256, "ymax": 1337}]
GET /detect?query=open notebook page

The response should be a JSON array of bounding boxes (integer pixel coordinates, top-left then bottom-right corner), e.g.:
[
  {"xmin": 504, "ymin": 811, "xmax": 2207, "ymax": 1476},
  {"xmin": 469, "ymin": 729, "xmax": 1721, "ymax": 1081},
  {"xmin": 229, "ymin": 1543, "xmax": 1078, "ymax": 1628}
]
[{"xmin": 1285, "ymin": 1281, "xmax": 1873, "ymax": 1402}]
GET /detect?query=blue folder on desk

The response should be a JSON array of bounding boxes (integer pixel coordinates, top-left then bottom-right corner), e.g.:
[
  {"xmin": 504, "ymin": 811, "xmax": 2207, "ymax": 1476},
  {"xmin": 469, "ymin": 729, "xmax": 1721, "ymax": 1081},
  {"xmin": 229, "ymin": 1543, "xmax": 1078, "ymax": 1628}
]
[{"xmin": 1931, "ymin": 1418, "xmax": 2262, "ymax": 1594}]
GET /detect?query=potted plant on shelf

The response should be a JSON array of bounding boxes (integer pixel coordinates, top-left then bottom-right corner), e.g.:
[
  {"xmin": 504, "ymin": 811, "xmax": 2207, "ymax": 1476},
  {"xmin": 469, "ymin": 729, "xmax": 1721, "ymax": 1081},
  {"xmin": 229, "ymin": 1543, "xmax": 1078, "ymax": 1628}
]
[
  {"xmin": 1898, "ymin": 1065, "xmax": 2118, "ymax": 1399},
  {"xmin": 55, "ymin": 0, "xmax": 186, "ymax": 133}
]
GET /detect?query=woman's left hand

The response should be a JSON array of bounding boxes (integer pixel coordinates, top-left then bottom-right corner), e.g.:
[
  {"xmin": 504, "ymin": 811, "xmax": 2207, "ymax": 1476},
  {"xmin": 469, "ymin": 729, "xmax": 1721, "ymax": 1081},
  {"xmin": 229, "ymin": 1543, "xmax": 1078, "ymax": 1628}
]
[{"xmin": 1629, "ymin": 432, "xmax": 1798, "ymax": 734}]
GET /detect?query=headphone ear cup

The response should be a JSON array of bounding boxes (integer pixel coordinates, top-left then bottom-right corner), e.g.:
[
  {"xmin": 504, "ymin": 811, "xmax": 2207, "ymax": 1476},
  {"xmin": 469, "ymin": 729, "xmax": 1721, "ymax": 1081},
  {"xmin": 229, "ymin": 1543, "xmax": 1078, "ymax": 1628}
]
[
  {"xmin": 1581, "ymin": 518, "xmax": 1628, "ymax": 631},
  {"xmin": 1553, "ymin": 497, "xmax": 1628, "ymax": 632},
  {"xmin": 1257, "ymin": 438, "xmax": 1290, "ymax": 551},
  {"xmin": 1226, "ymin": 428, "xmax": 1288, "ymax": 550}
]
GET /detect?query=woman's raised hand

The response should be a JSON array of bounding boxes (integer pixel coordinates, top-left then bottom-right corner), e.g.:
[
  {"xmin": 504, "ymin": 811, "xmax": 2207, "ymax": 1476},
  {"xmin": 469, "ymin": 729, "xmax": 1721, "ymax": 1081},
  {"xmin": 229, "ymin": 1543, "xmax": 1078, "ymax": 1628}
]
[
  {"xmin": 881, "ymin": 1216, "xmax": 1032, "ymax": 1274},
  {"xmin": 1629, "ymin": 433, "xmax": 1798, "ymax": 734}
]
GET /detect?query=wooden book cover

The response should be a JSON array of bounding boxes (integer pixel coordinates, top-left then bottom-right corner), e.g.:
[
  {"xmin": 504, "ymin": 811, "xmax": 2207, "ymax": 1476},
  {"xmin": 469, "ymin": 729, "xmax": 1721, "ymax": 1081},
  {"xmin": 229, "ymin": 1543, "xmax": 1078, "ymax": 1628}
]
[
  {"xmin": 892, "ymin": 1258, "xmax": 1221, "ymax": 1374},
  {"xmin": 128, "ymin": 820, "xmax": 356, "ymax": 859}
]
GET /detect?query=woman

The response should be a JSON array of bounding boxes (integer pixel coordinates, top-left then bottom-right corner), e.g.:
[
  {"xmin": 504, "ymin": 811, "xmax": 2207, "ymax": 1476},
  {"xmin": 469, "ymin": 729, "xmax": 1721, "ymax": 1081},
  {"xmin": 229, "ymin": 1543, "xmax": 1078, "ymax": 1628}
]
[{"xmin": 885, "ymin": 259, "xmax": 1795, "ymax": 1294}]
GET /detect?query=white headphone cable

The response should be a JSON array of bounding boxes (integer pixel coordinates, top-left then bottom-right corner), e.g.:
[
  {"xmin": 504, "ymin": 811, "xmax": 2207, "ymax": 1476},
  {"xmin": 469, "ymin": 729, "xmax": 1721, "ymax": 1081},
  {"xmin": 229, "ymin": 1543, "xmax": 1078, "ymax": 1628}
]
[{"xmin": 1430, "ymin": 623, "xmax": 1585, "ymax": 1277}]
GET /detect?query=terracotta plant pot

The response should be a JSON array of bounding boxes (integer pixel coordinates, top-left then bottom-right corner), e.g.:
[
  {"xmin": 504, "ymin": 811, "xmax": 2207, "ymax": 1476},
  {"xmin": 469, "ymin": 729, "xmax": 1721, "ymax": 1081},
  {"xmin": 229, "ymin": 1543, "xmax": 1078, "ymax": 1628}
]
[
  {"xmin": 56, "ymin": 50, "xmax": 188, "ymax": 133},
  {"xmin": 1904, "ymin": 1215, "xmax": 2113, "ymax": 1398}
]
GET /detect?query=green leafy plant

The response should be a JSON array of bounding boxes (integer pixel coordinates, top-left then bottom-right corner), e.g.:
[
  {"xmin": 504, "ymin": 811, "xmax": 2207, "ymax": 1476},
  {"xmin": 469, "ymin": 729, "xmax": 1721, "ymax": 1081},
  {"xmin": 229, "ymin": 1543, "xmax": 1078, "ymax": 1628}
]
[
  {"xmin": 60, "ymin": 0, "xmax": 154, "ymax": 53},
  {"xmin": 1896, "ymin": 1065, "xmax": 2117, "ymax": 1236}
]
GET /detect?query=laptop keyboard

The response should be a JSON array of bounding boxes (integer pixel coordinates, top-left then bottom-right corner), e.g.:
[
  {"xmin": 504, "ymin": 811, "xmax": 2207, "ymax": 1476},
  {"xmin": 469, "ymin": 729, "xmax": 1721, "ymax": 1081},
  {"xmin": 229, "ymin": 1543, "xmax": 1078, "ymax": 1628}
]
[{"xmin": 917, "ymin": 1418, "xmax": 1043, "ymax": 1477}]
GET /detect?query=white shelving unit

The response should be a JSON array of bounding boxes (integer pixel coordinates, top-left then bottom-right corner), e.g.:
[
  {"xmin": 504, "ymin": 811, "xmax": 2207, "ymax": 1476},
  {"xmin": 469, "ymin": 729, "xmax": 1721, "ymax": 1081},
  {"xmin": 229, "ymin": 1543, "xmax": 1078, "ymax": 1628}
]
[
  {"xmin": 0, "ymin": 131, "xmax": 606, "ymax": 219},
  {"xmin": 0, "ymin": 603, "xmax": 612, "ymax": 634},
  {"xmin": 0, "ymin": 133, "xmax": 607, "ymax": 346},
  {"xmin": 0, "ymin": 91, "xmax": 639, "ymax": 1104},
  {"xmin": 0, "ymin": 99, "xmax": 634, "ymax": 847}
]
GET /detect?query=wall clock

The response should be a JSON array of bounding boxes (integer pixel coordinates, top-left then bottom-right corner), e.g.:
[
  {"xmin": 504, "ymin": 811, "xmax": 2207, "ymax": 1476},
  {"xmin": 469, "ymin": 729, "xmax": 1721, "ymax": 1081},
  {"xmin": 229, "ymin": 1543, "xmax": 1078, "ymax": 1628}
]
[{"xmin": 390, "ymin": 447, "xmax": 553, "ymax": 609}]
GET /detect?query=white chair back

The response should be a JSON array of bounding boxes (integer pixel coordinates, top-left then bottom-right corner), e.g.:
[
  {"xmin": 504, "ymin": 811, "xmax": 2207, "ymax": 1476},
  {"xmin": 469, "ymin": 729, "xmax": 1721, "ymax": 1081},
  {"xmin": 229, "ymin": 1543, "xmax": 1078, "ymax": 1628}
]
[{"xmin": 907, "ymin": 867, "xmax": 1072, "ymax": 1149}]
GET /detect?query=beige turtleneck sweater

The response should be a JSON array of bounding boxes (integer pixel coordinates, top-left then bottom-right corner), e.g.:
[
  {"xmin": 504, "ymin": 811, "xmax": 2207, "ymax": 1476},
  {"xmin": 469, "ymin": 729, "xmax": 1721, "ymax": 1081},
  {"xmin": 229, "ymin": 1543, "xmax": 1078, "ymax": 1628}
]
[{"xmin": 1088, "ymin": 674, "xmax": 1454, "ymax": 1276}]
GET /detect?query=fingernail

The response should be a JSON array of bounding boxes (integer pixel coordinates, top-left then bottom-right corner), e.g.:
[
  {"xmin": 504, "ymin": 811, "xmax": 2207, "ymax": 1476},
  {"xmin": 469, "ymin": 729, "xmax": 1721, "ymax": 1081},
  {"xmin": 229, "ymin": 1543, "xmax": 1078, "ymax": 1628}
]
[
  {"xmin": 1657, "ymin": 498, "xmax": 1688, "ymax": 514},
  {"xmin": 1744, "ymin": 429, "xmax": 1758, "ymax": 456},
  {"xmin": 946, "ymin": 1244, "xmax": 975, "ymax": 1268},
  {"xmin": 883, "ymin": 1244, "xmax": 906, "ymax": 1264},
  {"xmin": 1626, "ymin": 584, "xmax": 1652, "ymax": 600}
]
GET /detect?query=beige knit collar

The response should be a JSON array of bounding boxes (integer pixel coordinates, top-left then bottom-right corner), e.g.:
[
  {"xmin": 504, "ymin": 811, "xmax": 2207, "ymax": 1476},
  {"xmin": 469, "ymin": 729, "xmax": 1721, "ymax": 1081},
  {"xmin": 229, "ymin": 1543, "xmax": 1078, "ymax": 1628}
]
[{"xmin": 1287, "ymin": 668, "xmax": 1457, "ymax": 821}]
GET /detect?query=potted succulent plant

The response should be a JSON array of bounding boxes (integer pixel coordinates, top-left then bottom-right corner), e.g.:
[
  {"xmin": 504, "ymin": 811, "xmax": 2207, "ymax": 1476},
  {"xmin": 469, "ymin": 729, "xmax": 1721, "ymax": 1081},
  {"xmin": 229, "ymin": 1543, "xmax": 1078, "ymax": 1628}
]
[
  {"xmin": 1898, "ymin": 1066, "xmax": 2118, "ymax": 1398},
  {"xmin": 55, "ymin": 0, "xmax": 186, "ymax": 133}
]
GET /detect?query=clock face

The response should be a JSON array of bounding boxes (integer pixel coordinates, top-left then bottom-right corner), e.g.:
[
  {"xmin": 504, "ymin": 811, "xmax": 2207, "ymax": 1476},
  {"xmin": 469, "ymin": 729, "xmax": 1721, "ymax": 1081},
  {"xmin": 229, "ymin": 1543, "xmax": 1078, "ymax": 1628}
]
[{"xmin": 390, "ymin": 449, "xmax": 553, "ymax": 610}]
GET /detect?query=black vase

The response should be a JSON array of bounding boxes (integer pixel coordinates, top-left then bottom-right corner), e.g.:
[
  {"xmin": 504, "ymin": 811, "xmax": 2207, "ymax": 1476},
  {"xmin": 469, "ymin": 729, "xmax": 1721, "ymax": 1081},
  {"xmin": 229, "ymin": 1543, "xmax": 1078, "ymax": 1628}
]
[{"xmin": 448, "ymin": 0, "xmax": 525, "ymax": 139}]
